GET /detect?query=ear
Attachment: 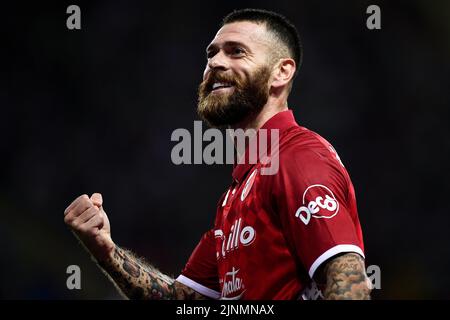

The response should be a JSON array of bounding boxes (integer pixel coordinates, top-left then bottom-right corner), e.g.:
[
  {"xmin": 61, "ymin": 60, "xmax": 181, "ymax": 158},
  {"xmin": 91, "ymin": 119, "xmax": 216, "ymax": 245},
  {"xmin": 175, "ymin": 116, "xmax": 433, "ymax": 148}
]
[{"xmin": 271, "ymin": 58, "xmax": 296, "ymax": 90}]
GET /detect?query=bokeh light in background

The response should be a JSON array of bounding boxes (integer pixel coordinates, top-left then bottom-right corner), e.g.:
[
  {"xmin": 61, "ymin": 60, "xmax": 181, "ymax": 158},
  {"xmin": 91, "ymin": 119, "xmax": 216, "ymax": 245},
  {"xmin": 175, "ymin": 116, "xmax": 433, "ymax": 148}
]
[{"xmin": 1, "ymin": 0, "xmax": 449, "ymax": 299}]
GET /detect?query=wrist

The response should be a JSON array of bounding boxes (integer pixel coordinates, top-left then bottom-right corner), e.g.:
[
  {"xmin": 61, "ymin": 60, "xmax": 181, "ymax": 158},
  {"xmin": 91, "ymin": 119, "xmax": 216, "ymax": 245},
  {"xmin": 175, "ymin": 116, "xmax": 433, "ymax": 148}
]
[{"xmin": 95, "ymin": 237, "xmax": 116, "ymax": 264}]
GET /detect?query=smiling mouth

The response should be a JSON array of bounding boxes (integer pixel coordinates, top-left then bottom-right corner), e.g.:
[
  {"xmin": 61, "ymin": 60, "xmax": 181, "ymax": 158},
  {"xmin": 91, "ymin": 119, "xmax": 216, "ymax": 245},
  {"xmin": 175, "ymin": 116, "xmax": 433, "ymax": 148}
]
[{"xmin": 210, "ymin": 82, "xmax": 234, "ymax": 93}]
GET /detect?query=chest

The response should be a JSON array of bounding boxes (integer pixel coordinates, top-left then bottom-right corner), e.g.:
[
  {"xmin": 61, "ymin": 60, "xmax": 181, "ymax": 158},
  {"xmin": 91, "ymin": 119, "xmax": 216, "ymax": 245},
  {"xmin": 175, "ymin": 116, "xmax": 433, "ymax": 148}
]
[{"xmin": 214, "ymin": 168, "xmax": 281, "ymax": 260}]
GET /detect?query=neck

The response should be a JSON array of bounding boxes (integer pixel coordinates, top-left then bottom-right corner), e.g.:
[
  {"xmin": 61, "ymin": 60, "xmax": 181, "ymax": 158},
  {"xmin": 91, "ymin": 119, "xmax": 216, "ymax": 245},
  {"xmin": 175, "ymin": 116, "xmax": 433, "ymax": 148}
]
[
  {"xmin": 230, "ymin": 98, "xmax": 288, "ymax": 160},
  {"xmin": 231, "ymin": 99, "xmax": 288, "ymax": 132}
]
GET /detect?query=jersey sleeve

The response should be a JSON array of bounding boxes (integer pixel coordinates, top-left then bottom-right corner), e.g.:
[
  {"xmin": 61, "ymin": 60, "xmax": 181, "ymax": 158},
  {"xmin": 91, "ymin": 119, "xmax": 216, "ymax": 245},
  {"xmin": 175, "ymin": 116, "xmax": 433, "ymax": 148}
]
[
  {"xmin": 272, "ymin": 146, "xmax": 365, "ymax": 280},
  {"xmin": 176, "ymin": 229, "xmax": 221, "ymax": 299}
]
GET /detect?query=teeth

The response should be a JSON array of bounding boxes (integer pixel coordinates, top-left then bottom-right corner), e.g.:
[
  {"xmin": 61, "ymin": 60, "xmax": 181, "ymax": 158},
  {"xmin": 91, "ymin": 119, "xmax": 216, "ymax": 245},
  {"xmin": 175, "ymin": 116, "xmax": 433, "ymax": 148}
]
[{"xmin": 212, "ymin": 82, "xmax": 231, "ymax": 90}]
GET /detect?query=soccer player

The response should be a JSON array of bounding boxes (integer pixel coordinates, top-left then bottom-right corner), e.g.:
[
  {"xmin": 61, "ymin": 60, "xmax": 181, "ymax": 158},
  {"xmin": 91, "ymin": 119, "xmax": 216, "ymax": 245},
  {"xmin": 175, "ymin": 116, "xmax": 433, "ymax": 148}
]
[{"xmin": 64, "ymin": 9, "xmax": 371, "ymax": 300}]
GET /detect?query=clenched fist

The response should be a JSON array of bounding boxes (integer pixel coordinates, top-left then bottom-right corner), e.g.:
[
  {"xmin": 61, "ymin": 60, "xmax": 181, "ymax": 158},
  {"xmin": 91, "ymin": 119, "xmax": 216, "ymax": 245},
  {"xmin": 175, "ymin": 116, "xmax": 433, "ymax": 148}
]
[{"xmin": 64, "ymin": 193, "xmax": 115, "ymax": 262}]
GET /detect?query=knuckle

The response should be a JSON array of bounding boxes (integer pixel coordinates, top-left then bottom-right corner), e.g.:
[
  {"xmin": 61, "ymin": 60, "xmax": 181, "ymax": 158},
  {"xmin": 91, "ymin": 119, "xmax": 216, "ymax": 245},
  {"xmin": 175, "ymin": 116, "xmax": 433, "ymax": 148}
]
[
  {"xmin": 74, "ymin": 194, "xmax": 88, "ymax": 205},
  {"xmin": 80, "ymin": 194, "xmax": 91, "ymax": 204},
  {"xmin": 78, "ymin": 224, "xmax": 87, "ymax": 234},
  {"xmin": 64, "ymin": 215, "xmax": 74, "ymax": 225},
  {"xmin": 71, "ymin": 219, "xmax": 80, "ymax": 229},
  {"xmin": 80, "ymin": 198, "xmax": 91, "ymax": 207}
]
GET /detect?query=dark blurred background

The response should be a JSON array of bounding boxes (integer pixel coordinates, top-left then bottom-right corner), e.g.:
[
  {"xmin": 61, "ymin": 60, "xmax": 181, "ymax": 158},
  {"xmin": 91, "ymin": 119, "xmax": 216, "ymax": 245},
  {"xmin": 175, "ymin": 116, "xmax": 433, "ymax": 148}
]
[{"xmin": 1, "ymin": 0, "xmax": 449, "ymax": 299}]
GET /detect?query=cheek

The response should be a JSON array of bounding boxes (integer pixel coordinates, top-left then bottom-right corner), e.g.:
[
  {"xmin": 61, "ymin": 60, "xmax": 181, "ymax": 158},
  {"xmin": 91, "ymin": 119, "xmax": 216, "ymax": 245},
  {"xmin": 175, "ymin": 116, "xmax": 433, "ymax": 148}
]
[
  {"xmin": 226, "ymin": 65, "xmax": 247, "ymax": 81},
  {"xmin": 203, "ymin": 67, "xmax": 210, "ymax": 81},
  {"xmin": 238, "ymin": 60, "xmax": 261, "ymax": 77},
  {"xmin": 239, "ymin": 69, "xmax": 255, "ymax": 83}
]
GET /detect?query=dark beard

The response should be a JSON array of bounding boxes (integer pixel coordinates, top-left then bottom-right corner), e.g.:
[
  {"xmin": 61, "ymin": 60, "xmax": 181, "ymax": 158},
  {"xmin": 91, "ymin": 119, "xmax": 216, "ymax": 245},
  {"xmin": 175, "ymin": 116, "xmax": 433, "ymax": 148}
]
[{"xmin": 197, "ymin": 66, "xmax": 271, "ymax": 128}]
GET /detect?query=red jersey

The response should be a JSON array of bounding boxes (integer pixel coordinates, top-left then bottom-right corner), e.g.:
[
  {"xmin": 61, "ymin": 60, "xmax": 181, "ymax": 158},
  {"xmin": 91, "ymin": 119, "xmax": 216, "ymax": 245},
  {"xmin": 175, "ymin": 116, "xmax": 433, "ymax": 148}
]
[{"xmin": 176, "ymin": 110, "xmax": 365, "ymax": 300}]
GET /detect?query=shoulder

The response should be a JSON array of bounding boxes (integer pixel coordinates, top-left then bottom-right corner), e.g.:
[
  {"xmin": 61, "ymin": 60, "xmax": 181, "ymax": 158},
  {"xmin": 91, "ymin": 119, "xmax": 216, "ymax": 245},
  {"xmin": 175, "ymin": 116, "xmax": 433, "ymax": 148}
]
[
  {"xmin": 266, "ymin": 126, "xmax": 352, "ymax": 199},
  {"xmin": 279, "ymin": 126, "xmax": 345, "ymax": 172}
]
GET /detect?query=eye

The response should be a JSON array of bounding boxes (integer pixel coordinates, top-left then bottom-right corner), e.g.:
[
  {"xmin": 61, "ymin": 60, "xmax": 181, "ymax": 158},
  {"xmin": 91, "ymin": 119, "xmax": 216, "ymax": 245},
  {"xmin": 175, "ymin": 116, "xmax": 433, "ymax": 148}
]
[
  {"xmin": 231, "ymin": 47, "xmax": 245, "ymax": 56},
  {"xmin": 206, "ymin": 47, "xmax": 219, "ymax": 59},
  {"xmin": 206, "ymin": 50, "xmax": 215, "ymax": 59}
]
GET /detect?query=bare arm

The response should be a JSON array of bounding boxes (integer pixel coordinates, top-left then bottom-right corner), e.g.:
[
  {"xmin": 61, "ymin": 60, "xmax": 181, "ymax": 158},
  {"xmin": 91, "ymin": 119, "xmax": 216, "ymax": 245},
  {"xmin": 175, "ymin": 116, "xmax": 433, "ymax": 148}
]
[
  {"xmin": 96, "ymin": 245, "xmax": 208, "ymax": 300},
  {"xmin": 322, "ymin": 253, "xmax": 372, "ymax": 300},
  {"xmin": 64, "ymin": 193, "xmax": 208, "ymax": 300}
]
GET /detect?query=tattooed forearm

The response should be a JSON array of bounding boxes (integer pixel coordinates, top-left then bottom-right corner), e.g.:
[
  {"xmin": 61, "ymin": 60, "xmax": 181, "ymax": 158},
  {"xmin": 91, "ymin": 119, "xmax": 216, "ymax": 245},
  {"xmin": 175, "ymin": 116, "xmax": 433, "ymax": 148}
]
[
  {"xmin": 97, "ymin": 245, "xmax": 208, "ymax": 300},
  {"xmin": 323, "ymin": 253, "xmax": 371, "ymax": 300}
]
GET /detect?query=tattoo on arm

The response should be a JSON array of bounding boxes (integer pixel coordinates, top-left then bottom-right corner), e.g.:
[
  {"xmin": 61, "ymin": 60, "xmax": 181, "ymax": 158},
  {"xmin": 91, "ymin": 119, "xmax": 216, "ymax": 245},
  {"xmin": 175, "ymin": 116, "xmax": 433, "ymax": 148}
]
[
  {"xmin": 97, "ymin": 245, "xmax": 208, "ymax": 300},
  {"xmin": 323, "ymin": 253, "xmax": 372, "ymax": 300}
]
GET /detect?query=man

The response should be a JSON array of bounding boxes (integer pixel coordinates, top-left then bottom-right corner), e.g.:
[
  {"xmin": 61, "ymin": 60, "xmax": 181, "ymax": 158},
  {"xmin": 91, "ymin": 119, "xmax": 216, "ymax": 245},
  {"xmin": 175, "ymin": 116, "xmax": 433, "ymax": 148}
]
[{"xmin": 64, "ymin": 9, "xmax": 371, "ymax": 300}]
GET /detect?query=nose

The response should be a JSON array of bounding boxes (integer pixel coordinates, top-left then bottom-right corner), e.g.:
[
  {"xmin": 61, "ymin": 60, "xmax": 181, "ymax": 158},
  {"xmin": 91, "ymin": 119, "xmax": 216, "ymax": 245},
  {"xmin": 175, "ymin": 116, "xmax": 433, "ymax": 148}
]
[
  {"xmin": 204, "ymin": 52, "xmax": 229, "ymax": 80},
  {"xmin": 207, "ymin": 50, "xmax": 229, "ymax": 72}
]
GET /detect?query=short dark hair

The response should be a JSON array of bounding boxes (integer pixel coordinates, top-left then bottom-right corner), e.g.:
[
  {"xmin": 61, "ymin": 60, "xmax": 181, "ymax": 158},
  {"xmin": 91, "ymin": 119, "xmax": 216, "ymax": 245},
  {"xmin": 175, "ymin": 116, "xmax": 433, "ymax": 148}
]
[{"xmin": 222, "ymin": 8, "xmax": 302, "ymax": 77}]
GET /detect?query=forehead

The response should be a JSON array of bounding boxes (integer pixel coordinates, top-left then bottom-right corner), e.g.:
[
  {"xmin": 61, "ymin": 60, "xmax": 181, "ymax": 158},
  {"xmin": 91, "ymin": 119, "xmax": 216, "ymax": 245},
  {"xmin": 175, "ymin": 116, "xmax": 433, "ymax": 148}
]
[{"xmin": 208, "ymin": 21, "xmax": 272, "ymax": 50}]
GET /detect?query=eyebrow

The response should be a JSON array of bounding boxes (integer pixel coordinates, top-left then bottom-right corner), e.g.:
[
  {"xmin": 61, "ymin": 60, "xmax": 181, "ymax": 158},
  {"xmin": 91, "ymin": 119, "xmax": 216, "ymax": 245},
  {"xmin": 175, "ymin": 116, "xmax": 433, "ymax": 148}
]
[{"xmin": 206, "ymin": 41, "xmax": 251, "ymax": 55}]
